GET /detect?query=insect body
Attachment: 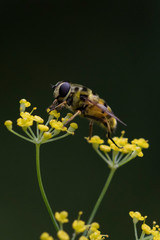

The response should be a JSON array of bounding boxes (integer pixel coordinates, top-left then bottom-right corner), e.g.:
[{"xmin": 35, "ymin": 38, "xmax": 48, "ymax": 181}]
[{"xmin": 48, "ymin": 81, "xmax": 126, "ymax": 146}]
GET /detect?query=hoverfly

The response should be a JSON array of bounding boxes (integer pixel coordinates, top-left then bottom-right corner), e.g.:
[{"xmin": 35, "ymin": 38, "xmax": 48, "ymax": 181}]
[{"xmin": 48, "ymin": 81, "xmax": 126, "ymax": 147}]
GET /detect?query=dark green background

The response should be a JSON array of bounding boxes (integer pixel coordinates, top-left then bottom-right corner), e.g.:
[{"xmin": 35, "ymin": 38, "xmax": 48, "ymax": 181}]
[{"xmin": 1, "ymin": 1, "xmax": 159, "ymax": 240}]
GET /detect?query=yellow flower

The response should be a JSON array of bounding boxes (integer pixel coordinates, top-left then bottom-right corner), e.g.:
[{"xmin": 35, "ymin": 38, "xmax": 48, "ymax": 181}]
[
  {"xmin": 138, "ymin": 151, "xmax": 144, "ymax": 157},
  {"xmin": 90, "ymin": 222, "xmax": 100, "ymax": 232},
  {"xmin": 153, "ymin": 236, "xmax": 160, "ymax": 240},
  {"xmin": 49, "ymin": 110, "xmax": 60, "ymax": 119},
  {"xmin": 55, "ymin": 211, "xmax": 69, "ymax": 223},
  {"xmin": 61, "ymin": 113, "xmax": 73, "ymax": 124},
  {"xmin": 50, "ymin": 120, "xmax": 67, "ymax": 131},
  {"xmin": 131, "ymin": 138, "xmax": 149, "ymax": 149},
  {"xmin": 89, "ymin": 230, "xmax": 102, "ymax": 240},
  {"xmin": 87, "ymin": 136, "xmax": 104, "ymax": 145},
  {"xmin": 72, "ymin": 220, "xmax": 86, "ymax": 233},
  {"xmin": 108, "ymin": 135, "xmax": 128, "ymax": 149},
  {"xmin": 67, "ymin": 122, "xmax": 78, "ymax": 134},
  {"xmin": 19, "ymin": 99, "xmax": 31, "ymax": 107},
  {"xmin": 34, "ymin": 115, "xmax": 44, "ymax": 124},
  {"xmin": 142, "ymin": 223, "xmax": 152, "ymax": 235},
  {"xmin": 20, "ymin": 111, "xmax": 34, "ymax": 120},
  {"xmin": 99, "ymin": 145, "xmax": 111, "ymax": 153},
  {"xmin": 152, "ymin": 230, "xmax": 160, "ymax": 240},
  {"xmin": 17, "ymin": 111, "xmax": 34, "ymax": 128},
  {"xmin": 43, "ymin": 132, "xmax": 52, "ymax": 140},
  {"xmin": 38, "ymin": 124, "xmax": 49, "ymax": 132},
  {"xmin": 40, "ymin": 232, "xmax": 54, "ymax": 240},
  {"xmin": 129, "ymin": 211, "xmax": 145, "ymax": 222},
  {"xmin": 70, "ymin": 122, "xmax": 78, "ymax": 130},
  {"xmin": 79, "ymin": 237, "xmax": 88, "ymax": 240},
  {"xmin": 120, "ymin": 143, "xmax": 137, "ymax": 154},
  {"xmin": 40, "ymin": 232, "xmax": 49, "ymax": 240},
  {"xmin": 4, "ymin": 120, "xmax": 13, "ymax": 131},
  {"xmin": 57, "ymin": 230, "xmax": 70, "ymax": 240},
  {"xmin": 19, "ymin": 99, "xmax": 31, "ymax": 112},
  {"xmin": 17, "ymin": 116, "xmax": 33, "ymax": 128},
  {"xmin": 107, "ymin": 141, "xmax": 119, "ymax": 152}
]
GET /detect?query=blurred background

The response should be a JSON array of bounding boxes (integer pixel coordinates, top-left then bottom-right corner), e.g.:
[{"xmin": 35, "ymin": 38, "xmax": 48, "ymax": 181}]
[{"xmin": 0, "ymin": 1, "xmax": 159, "ymax": 240}]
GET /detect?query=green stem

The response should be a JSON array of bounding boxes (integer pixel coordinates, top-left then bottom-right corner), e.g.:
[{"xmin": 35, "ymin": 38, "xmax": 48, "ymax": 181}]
[
  {"xmin": 35, "ymin": 144, "xmax": 59, "ymax": 232},
  {"xmin": 140, "ymin": 231, "xmax": 145, "ymax": 240},
  {"xmin": 134, "ymin": 223, "xmax": 139, "ymax": 240},
  {"xmin": 87, "ymin": 167, "xmax": 116, "ymax": 225},
  {"xmin": 71, "ymin": 232, "xmax": 76, "ymax": 240},
  {"xmin": 95, "ymin": 148, "xmax": 112, "ymax": 166},
  {"xmin": 42, "ymin": 133, "xmax": 70, "ymax": 144},
  {"xmin": 10, "ymin": 130, "xmax": 34, "ymax": 143},
  {"xmin": 143, "ymin": 236, "xmax": 153, "ymax": 240}
]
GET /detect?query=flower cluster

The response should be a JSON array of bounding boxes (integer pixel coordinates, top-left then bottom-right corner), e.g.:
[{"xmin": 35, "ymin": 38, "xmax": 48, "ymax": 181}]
[
  {"xmin": 4, "ymin": 99, "xmax": 78, "ymax": 145},
  {"xmin": 86, "ymin": 131, "xmax": 149, "ymax": 169},
  {"xmin": 129, "ymin": 211, "xmax": 160, "ymax": 240},
  {"xmin": 40, "ymin": 211, "xmax": 108, "ymax": 240}
]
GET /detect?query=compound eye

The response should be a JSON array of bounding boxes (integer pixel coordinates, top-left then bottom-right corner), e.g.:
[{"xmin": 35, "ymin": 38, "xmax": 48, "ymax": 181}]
[{"xmin": 59, "ymin": 82, "xmax": 70, "ymax": 97}]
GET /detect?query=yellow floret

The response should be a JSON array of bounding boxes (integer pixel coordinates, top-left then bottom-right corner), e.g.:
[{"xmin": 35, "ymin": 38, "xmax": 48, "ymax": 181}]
[
  {"xmin": 70, "ymin": 123, "xmax": 78, "ymax": 129},
  {"xmin": 19, "ymin": 99, "xmax": 31, "ymax": 112},
  {"xmin": 129, "ymin": 211, "xmax": 145, "ymax": 221},
  {"xmin": 87, "ymin": 136, "xmax": 104, "ymax": 145},
  {"xmin": 40, "ymin": 232, "xmax": 54, "ymax": 240},
  {"xmin": 72, "ymin": 220, "xmax": 86, "ymax": 233},
  {"xmin": 141, "ymin": 223, "xmax": 152, "ymax": 235},
  {"xmin": 67, "ymin": 122, "xmax": 78, "ymax": 135},
  {"xmin": 43, "ymin": 132, "xmax": 52, "ymax": 140},
  {"xmin": 49, "ymin": 110, "xmax": 60, "ymax": 119},
  {"xmin": 34, "ymin": 115, "xmax": 44, "ymax": 124},
  {"xmin": 79, "ymin": 237, "xmax": 88, "ymax": 240},
  {"xmin": 38, "ymin": 124, "xmax": 49, "ymax": 132},
  {"xmin": 89, "ymin": 230, "xmax": 102, "ymax": 240},
  {"xmin": 40, "ymin": 232, "xmax": 50, "ymax": 240},
  {"xmin": 121, "ymin": 144, "xmax": 136, "ymax": 154},
  {"xmin": 50, "ymin": 120, "xmax": 67, "ymax": 131},
  {"xmin": 138, "ymin": 151, "xmax": 144, "ymax": 157},
  {"xmin": 19, "ymin": 99, "xmax": 31, "ymax": 107},
  {"xmin": 99, "ymin": 145, "xmax": 111, "ymax": 153},
  {"xmin": 4, "ymin": 120, "xmax": 13, "ymax": 130},
  {"xmin": 17, "ymin": 117, "xmax": 33, "ymax": 128},
  {"xmin": 55, "ymin": 211, "xmax": 69, "ymax": 223},
  {"xmin": 57, "ymin": 230, "xmax": 70, "ymax": 240},
  {"xmin": 20, "ymin": 111, "xmax": 34, "ymax": 120},
  {"xmin": 90, "ymin": 222, "xmax": 100, "ymax": 232},
  {"xmin": 131, "ymin": 138, "xmax": 149, "ymax": 149}
]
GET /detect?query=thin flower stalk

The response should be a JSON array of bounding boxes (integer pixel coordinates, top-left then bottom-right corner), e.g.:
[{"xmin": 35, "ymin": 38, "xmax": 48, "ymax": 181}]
[{"xmin": 4, "ymin": 99, "xmax": 78, "ymax": 232}]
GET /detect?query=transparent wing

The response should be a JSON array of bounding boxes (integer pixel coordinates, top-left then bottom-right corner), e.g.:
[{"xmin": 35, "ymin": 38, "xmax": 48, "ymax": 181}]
[{"xmin": 86, "ymin": 98, "xmax": 127, "ymax": 126}]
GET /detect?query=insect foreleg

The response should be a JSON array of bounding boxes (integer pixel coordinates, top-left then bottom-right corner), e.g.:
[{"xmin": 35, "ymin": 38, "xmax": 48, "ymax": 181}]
[
  {"xmin": 64, "ymin": 110, "xmax": 81, "ymax": 126},
  {"xmin": 48, "ymin": 100, "xmax": 67, "ymax": 112}
]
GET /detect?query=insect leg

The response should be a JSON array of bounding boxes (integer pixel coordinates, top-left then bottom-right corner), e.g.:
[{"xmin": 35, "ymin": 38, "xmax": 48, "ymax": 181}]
[
  {"xmin": 103, "ymin": 119, "xmax": 122, "ymax": 149},
  {"xmin": 48, "ymin": 100, "xmax": 67, "ymax": 112},
  {"xmin": 64, "ymin": 110, "xmax": 81, "ymax": 126},
  {"xmin": 107, "ymin": 132, "xmax": 123, "ymax": 149},
  {"xmin": 89, "ymin": 120, "xmax": 94, "ymax": 139}
]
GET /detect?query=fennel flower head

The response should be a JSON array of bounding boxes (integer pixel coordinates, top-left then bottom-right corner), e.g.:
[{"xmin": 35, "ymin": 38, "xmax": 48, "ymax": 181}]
[
  {"xmin": 4, "ymin": 99, "xmax": 78, "ymax": 145},
  {"xmin": 86, "ymin": 131, "xmax": 149, "ymax": 169}
]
